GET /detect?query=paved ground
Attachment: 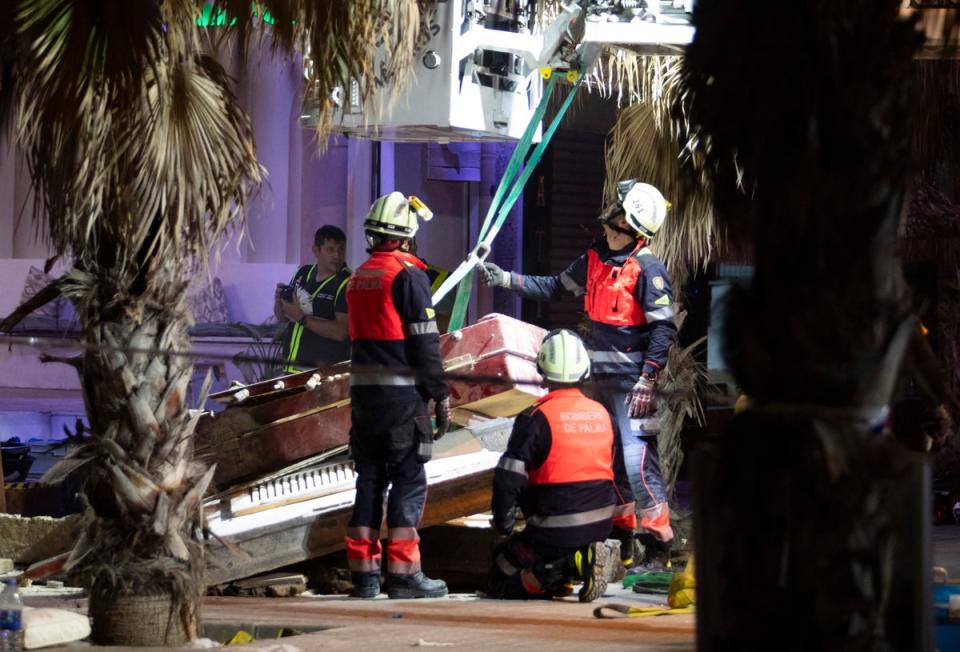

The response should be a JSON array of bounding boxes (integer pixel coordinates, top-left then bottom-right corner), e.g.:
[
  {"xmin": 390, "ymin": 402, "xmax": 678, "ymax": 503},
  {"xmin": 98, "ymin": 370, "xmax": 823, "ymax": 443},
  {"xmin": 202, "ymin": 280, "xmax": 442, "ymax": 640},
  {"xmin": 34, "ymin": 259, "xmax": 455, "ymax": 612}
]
[
  {"xmin": 27, "ymin": 584, "xmax": 695, "ymax": 651},
  {"xmin": 22, "ymin": 527, "xmax": 960, "ymax": 650}
]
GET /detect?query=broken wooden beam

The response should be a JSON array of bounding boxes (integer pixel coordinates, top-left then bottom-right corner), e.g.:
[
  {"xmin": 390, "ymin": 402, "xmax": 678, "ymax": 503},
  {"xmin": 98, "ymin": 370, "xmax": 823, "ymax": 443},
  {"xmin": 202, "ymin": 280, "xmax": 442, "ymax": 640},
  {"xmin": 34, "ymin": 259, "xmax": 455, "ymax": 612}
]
[{"xmin": 205, "ymin": 451, "xmax": 498, "ymax": 585}]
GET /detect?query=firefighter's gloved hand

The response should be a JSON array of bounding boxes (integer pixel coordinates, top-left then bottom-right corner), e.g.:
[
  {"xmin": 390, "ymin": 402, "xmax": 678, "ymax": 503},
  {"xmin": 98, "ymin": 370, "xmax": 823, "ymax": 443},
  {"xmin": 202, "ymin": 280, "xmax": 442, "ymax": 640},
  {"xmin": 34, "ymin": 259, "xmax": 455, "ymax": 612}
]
[
  {"xmin": 477, "ymin": 262, "xmax": 512, "ymax": 289},
  {"xmin": 434, "ymin": 397, "xmax": 451, "ymax": 440},
  {"xmin": 626, "ymin": 376, "xmax": 656, "ymax": 418}
]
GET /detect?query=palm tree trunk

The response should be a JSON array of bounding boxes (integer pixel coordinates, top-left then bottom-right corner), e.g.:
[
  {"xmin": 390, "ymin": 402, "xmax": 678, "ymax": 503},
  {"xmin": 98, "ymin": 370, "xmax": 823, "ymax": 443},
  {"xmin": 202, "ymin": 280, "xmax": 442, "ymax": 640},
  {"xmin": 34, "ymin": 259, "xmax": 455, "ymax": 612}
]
[
  {"xmin": 55, "ymin": 262, "xmax": 213, "ymax": 645},
  {"xmin": 682, "ymin": 1, "xmax": 933, "ymax": 649}
]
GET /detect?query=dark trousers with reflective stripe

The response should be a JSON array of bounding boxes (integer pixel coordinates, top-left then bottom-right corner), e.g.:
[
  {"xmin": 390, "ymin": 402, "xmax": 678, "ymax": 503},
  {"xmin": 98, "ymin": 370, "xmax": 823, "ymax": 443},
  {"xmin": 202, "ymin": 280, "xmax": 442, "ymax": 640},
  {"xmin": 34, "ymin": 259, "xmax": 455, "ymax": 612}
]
[
  {"xmin": 347, "ymin": 400, "xmax": 429, "ymax": 576},
  {"xmin": 588, "ymin": 376, "xmax": 670, "ymax": 540},
  {"xmin": 488, "ymin": 531, "xmax": 581, "ymax": 600}
]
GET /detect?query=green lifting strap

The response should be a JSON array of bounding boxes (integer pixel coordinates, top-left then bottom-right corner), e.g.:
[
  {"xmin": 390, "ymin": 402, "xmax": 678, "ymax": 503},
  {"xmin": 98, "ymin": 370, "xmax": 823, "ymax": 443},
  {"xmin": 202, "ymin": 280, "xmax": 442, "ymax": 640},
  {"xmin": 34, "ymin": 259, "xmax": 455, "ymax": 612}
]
[
  {"xmin": 479, "ymin": 74, "xmax": 558, "ymax": 244},
  {"xmin": 434, "ymin": 75, "xmax": 557, "ymax": 332},
  {"xmin": 447, "ymin": 73, "xmax": 584, "ymax": 332}
]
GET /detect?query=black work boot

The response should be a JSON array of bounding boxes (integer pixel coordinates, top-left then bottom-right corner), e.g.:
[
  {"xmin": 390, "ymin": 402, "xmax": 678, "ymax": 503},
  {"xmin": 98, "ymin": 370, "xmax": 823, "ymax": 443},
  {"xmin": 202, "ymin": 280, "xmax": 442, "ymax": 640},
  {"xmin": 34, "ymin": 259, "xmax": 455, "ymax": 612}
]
[
  {"xmin": 350, "ymin": 572, "xmax": 381, "ymax": 598},
  {"xmin": 572, "ymin": 541, "xmax": 609, "ymax": 603},
  {"xmin": 609, "ymin": 526, "xmax": 636, "ymax": 581},
  {"xmin": 387, "ymin": 571, "xmax": 448, "ymax": 599},
  {"xmin": 634, "ymin": 532, "xmax": 672, "ymax": 572}
]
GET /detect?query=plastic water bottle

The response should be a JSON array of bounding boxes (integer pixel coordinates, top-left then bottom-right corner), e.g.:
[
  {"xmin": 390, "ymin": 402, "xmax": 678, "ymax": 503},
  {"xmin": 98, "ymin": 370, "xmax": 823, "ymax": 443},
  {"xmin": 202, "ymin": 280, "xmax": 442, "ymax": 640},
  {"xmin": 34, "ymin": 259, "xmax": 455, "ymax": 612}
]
[{"xmin": 0, "ymin": 577, "xmax": 23, "ymax": 652}]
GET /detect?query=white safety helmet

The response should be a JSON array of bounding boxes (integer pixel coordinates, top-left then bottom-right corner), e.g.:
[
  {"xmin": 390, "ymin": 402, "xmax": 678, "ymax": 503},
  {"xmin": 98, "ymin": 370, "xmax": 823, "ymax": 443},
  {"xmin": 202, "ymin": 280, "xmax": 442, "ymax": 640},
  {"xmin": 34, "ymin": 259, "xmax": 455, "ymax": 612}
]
[
  {"xmin": 364, "ymin": 192, "xmax": 433, "ymax": 245},
  {"xmin": 537, "ymin": 329, "xmax": 591, "ymax": 385},
  {"xmin": 617, "ymin": 180, "xmax": 669, "ymax": 238}
]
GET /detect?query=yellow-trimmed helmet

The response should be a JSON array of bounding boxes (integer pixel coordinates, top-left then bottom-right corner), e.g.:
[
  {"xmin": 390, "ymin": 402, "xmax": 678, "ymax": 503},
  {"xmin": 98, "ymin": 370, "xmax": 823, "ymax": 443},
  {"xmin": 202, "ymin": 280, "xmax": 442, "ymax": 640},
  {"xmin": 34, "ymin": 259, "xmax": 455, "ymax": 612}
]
[
  {"xmin": 617, "ymin": 180, "xmax": 669, "ymax": 238},
  {"xmin": 364, "ymin": 192, "xmax": 433, "ymax": 243},
  {"xmin": 537, "ymin": 329, "xmax": 591, "ymax": 385}
]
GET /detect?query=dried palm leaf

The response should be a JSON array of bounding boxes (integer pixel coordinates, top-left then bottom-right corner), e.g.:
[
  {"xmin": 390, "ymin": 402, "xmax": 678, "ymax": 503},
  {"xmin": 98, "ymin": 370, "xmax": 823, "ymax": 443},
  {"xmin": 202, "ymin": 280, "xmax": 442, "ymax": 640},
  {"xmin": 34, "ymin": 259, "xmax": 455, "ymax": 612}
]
[
  {"xmin": 657, "ymin": 334, "xmax": 707, "ymax": 497},
  {"xmin": 600, "ymin": 57, "xmax": 719, "ymax": 293},
  {"xmin": 0, "ymin": 2, "xmax": 16, "ymax": 140}
]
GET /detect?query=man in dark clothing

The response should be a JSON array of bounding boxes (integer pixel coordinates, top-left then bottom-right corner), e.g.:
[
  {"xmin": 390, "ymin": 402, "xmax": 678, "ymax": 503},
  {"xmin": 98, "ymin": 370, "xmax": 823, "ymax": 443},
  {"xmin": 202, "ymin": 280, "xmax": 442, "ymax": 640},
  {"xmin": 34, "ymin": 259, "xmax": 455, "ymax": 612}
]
[
  {"xmin": 480, "ymin": 180, "xmax": 678, "ymax": 570},
  {"xmin": 275, "ymin": 225, "xmax": 351, "ymax": 372},
  {"xmin": 490, "ymin": 329, "xmax": 637, "ymax": 601},
  {"xmin": 345, "ymin": 192, "xmax": 451, "ymax": 600}
]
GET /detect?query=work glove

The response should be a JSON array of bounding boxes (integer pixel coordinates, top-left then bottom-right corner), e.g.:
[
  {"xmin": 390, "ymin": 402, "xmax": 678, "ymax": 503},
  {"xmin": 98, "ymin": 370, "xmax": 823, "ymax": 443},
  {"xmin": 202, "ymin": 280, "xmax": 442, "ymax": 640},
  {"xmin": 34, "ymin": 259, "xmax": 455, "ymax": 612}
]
[
  {"xmin": 626, "ymin": 376, "xmax": 656, "ymax": 418},
  {"xmin": 434, "ymin": 397, "xmax": 451, "ymax": 440},
  {"xmin": 477, "ymin": 262, "xmax": 512, "ymax": 289}
]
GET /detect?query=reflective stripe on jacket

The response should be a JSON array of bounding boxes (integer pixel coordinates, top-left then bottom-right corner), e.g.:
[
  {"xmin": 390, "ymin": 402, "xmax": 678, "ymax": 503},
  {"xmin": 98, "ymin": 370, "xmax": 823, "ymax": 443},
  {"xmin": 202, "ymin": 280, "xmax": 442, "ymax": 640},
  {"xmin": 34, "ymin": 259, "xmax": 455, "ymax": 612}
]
[
  {"xmin": 513, "ymin": 239, "xmax": 677, "ymax": 378},
  {"xmin": 493, "ymin": 387, "xmax": 634, "ymax": 547},
  {"xmin": 527, "ymin": 392, "xmax": 614, "ymax": 486},
  {"xmin": 347, "ymin": 250, "xmax": 447, "ymax": 403}
]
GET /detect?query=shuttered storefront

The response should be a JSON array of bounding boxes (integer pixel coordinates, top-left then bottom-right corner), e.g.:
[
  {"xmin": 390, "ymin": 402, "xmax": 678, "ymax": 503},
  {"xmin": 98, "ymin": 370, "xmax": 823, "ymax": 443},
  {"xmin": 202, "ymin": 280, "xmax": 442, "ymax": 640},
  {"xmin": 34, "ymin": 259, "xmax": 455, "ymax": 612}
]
[{"xmin": 522, "ymin": 130, "xmax": 606, "ymax": 332}]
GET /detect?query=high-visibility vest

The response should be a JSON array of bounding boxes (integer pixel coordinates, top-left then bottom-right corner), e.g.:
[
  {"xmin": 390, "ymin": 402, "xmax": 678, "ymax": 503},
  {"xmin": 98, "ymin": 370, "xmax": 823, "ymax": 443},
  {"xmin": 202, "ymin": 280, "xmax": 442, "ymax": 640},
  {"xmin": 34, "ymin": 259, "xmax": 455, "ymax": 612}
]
[
  {"xmin": 528, "ymin": 388, "xmax": 615, "ymax": 487},
  {"xmin": 347, "ymin": 251, "xmax": 427, "ymax": 341},
  {"xmin": 283, "ymin": 265, "xmax": 350, "ymax": 373},
  {"xmin": 584, "ymin": 243, "xmax": 647, "ymax": 327}
]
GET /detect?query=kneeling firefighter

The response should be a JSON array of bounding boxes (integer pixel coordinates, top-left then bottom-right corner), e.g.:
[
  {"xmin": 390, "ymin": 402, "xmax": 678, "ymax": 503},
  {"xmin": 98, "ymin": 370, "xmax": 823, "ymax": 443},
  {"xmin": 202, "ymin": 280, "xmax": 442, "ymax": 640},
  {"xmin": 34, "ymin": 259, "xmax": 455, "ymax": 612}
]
[
  {"xmin": 345, "ymin": 192, "xmax": 451, "ymax": 599},
  {"xmin": 489, "ymin": 329, "xmax": 637, "ymax": 602},
  {"xmin": 480, "ymin": 181, "xmax": 678, "ymax": 570}
]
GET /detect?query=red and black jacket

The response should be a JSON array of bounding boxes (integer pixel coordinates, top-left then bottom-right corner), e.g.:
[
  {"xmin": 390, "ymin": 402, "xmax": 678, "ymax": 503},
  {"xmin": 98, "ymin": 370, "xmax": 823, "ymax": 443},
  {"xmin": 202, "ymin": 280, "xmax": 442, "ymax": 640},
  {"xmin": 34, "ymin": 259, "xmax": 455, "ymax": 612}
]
[
  {"xmin": 346, "ymin": 250, "xmax": 448, "ymax": 404},
  {"xmin": 512, "ymin": 238, "xmax": 676, "ymax": 379},
  {"xmin": 492, "ymin": 388, "xmax": 637, "ymax": 548}
]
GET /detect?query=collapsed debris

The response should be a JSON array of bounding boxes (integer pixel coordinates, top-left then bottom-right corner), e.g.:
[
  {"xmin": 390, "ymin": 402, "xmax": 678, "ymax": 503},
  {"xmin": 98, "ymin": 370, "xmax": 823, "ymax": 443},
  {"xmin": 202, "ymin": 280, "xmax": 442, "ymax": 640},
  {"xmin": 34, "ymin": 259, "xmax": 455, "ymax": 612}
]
[{"xmin": 200, "ymin": 314, "xmax": 546, "ymax": 585}]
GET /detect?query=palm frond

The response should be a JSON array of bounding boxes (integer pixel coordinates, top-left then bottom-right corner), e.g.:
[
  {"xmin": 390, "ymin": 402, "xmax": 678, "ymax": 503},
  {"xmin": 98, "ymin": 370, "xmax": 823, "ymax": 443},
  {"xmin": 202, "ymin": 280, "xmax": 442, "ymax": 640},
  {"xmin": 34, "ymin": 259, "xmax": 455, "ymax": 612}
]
[
  {"xmin": 10, "ymin": 3, "xmax": 264, "ymax": 630},
  {"xmin": 16, "ymin": 2, "xmax": 262, "ymax": 284},
  {"xmin": 0, "ymin": 2, "xmax": 16, "ymax": 141},
  {"xmin": 658, "ymin": 332, "xmax": 707, "ymax": 497},
  {"xmin": 599, "ymin": 55, "xmax": 718, "ymax": 290}
]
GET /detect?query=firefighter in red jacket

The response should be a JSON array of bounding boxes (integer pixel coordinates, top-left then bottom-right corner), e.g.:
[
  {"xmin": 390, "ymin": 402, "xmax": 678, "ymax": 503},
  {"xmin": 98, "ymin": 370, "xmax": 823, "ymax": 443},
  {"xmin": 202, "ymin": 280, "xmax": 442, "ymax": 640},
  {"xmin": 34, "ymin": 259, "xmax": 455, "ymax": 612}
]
[
  {"xmin": 480, "ymin": 181, "xmax": 677, "ymax": 570},
  {"xmin": 345, "ymin": 192, "xmax": 451, "ymax": 599},
  {"xmin": 489, "ymin": 329, "xmax": 637, "ymax": 601}
]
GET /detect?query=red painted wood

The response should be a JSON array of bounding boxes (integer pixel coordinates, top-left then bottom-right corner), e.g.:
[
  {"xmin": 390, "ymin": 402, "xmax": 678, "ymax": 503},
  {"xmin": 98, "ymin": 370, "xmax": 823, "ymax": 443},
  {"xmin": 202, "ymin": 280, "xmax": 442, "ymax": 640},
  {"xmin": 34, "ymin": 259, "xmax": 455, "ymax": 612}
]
[{"xmin": 200, "ymin": 314, "xmax": 547, "ymax": 488}]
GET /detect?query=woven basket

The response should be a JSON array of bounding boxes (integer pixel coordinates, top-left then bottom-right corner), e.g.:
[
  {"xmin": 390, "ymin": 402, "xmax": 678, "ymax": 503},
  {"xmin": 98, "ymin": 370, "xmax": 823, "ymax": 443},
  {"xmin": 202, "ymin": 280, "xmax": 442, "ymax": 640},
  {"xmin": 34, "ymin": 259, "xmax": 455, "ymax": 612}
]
[{"xmin": 89, "ymin": 592, "xmax": 191, "ymax": 646}]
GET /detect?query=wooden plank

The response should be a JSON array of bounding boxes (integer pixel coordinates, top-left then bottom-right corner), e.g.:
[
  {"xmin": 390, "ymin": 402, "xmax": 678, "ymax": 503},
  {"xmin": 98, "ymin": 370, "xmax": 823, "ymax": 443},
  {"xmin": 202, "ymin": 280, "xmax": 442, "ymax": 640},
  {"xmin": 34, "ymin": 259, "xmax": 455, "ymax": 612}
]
[{"xmin": 201, "ymin": 315, "xmax": 545, "ymax": 489}]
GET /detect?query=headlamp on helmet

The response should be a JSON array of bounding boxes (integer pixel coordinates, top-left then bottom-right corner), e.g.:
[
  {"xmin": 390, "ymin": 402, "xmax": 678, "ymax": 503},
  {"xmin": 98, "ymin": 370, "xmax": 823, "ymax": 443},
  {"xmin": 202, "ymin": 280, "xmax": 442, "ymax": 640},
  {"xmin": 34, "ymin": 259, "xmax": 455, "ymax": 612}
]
[{"xmin": 364, "ymin": 192, "xmax": 433, "ymax": 247}]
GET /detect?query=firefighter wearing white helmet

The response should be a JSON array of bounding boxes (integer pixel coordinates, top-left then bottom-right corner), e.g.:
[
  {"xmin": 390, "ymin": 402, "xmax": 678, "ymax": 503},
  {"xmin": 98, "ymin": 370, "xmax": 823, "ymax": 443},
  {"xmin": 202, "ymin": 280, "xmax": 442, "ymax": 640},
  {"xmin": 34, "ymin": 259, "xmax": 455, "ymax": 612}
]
[
  {"xmin": 537, "ymin": 328, "xmax": 591, "ymax": 384},
  {"xmin": 479, "ymin": 179, "xmax": 678, "ymax": 572},
  {"xmin": 619, "ymin": 181, "xmax": 669, "ymax": 238},
  {"xmin": 345, "ymin": 192, "xmax": 449, "ymax": 600},
  {"xmin": 363, "ymin": 191, "xmax": 434, "ymax": 247},
  {"xmin": 490, "ymin": 329, "xmax": 637, "ymax": 602}
]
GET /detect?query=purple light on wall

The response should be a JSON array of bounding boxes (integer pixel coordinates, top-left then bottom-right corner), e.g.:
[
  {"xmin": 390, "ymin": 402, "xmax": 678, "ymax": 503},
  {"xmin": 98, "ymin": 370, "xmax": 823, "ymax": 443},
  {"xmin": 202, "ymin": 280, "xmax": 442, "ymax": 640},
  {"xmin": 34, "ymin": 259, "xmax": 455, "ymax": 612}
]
[{"xmin": 489, "ymin": 142, "xmax": 522, "ymax": 319}]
